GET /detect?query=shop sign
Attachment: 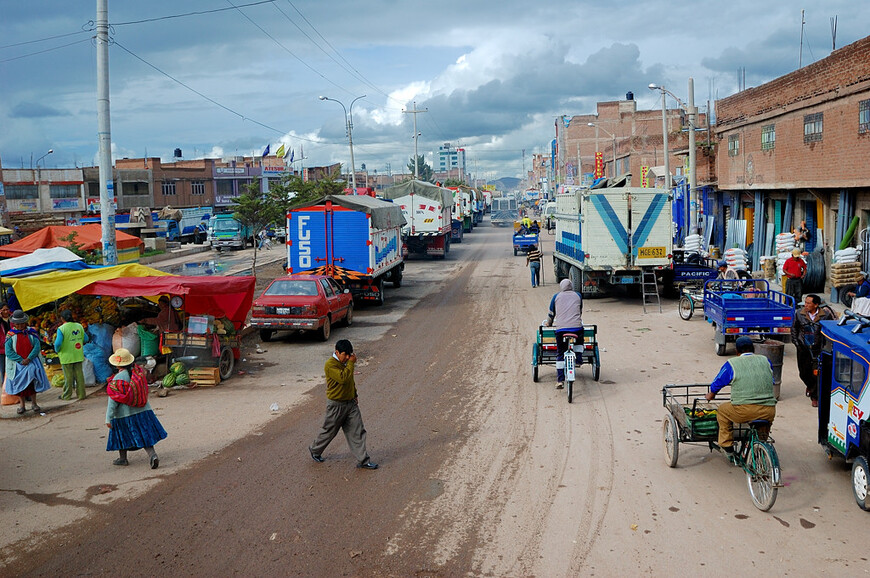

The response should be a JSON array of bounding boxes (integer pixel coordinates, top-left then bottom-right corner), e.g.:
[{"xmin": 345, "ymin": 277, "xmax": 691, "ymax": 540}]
[{"xmin": 52, "ymin": 198, "xmax": 81, "ymax": 210}]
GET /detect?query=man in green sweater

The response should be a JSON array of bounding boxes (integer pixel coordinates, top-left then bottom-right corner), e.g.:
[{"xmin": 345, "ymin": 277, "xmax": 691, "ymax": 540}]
[
  {"xmin": 309, "ymin": 339, "xmax": 378, "ymax": 469},
  {"xmin": 54, "ymin": 309, "xmax": 89, "ymax": 401},
  {"xmin": 705, "ymin": 336, "xmax": 776, "ymax": 457}
]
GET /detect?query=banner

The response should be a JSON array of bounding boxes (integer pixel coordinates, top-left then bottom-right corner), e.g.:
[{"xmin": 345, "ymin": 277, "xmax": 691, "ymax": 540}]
[
  {"xmin": 641, "ymin": 166, "xmax": 649, "ymax": 188},
  {"xmin": 594, "ymin": 152, "xmax": 604, "ymax": 179},
  {"xmin": 52, "ymin": 198, "xmax": 81, "ymax": 210}
]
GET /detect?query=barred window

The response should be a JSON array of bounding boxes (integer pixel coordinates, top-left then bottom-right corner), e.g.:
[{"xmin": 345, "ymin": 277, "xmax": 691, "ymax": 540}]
[
  {"xmin": 804, "ymin": 112, "xmax": 823, "ymax": 143},
  {"xmin": 49, "ymin": 184, "xmax": 80, "ymax": 198},
  {"xmin": 728, "ymin": 134, "xmax": 739, "ymax": 157},
  {"xmin": 191, "ymin": 180, "xmax": 205, "ymax": 195},
  {"xmin": 5, "ymin": 185, "xmax": 38, "ymax": 200},
  {"xmin": 860, "ymin": 100, "xmax": 870, "ymax": 134},
  {"xmin": 761, "ymin": 124, "xmax": 776, "ymax": 151},
  {"xmin": 216, "ymin": 180, "xmax": 234, "ymax": 195},
  {"xmin": 162, "ymin": 181, "xmax": 176, "ymax": 195}
]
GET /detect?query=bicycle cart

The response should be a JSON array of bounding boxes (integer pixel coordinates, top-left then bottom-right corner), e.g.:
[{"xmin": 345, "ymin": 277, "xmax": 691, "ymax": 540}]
[
  {"xmin": 678, "ymin": 283, "xmax": 705, "ymax": 320},
  {"xmin": 662, "ymin": 383, "xmax": 782, "ymax": 511},
  {"xmin": 532, "ymin": 325, "xmax": 600, "ymax": 401}
]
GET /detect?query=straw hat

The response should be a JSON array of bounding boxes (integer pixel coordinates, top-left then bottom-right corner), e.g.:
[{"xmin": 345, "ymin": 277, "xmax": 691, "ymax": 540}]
[
  {"xmin": 109, "ymin": 348, "xmax": 135, "ymax": 367},
  {"xmin": 791, "ymin": 248, "xmax": 802, "ymax": 257},
  {"xmin": 10, "ymin": 309, "xmax": 28, "ymax": 324}
]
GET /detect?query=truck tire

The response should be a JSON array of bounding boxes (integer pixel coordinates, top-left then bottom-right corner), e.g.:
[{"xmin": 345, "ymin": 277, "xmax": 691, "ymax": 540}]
[
  {"xmin": 569, "ymin": 265, "xmax": 582, "ymax": 292},
  {"xmin": 375, "ymin": 277, "xmax": 385, "ymax": 305},
  {"xmin": 259, "ymin": 329, "xmax": 274, "ymax": 342},
  {"xmin": 392, "ymin": 267, "xmax": 403, "ymax": 288}
]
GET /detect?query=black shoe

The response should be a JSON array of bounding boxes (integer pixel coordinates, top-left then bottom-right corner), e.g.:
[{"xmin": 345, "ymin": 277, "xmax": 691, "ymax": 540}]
[
  {"xmin": 357, "ymin": 461, "xmax": 378, "ymax": 470},
  {"xmin": 113, "ymin": 458, "xmax": 129, "ymax": 466},
  {"xmin": 309, "ymin": 448, "xmax": 324, "ymax": 463},
  {"xmin": 150, "ymin": 454, "xmax": 159, "ymax": 469}
]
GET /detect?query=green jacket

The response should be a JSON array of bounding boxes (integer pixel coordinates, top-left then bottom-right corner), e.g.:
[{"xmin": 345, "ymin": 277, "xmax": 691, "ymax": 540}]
[{"xmin": 324, "ymin": 355, "xmax": 356, "ymax": 401}]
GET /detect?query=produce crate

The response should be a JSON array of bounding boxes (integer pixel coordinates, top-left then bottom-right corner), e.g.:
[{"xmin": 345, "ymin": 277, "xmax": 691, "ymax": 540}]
[
  {"xmin": 163, "ymin": 332, "xmax": 209, "ymax": 348},
  {"xmin": 188, "ymin": 367, "xmax": 221, "ymax": 387}
]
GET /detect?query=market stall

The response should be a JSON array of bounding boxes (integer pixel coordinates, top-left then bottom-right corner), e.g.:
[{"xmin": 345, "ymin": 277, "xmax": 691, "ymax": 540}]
[{"xmin": 0, "ymin": 224, "xmax": 143, "ymax": 263}]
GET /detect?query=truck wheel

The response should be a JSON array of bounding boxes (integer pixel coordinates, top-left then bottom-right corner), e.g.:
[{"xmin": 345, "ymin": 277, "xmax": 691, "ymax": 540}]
[
  {"xmin": 319, "ymin": 317, "xmax": 331, "ymax": 341},
  {"xmin": 259, "ymin": 329, "xmax": 273, "ymax": 342},
  {"xmin": 569, "ymin": 266, "xmax": 582, "ymax": 292},
  {"xmin": 514, "ymin": 247, "xmax": 518, "ymax": 256},
  {"xmin": 392, "ymin": 267, "xmax": 403, "ymax": 288},
  {"xmin": 375, "ymin": 278, "xmax": 385, "ymax": 305},
  {"xmin": 852, "ymin": 456, "xmax": 870, "ymax": 511},
  {"xmin": 715, "ymin": 342, "xmax": 727, "ymax": 356}
]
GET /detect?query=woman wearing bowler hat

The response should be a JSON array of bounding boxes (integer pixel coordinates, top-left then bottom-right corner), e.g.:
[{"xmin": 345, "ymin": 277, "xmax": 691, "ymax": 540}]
[
  {"xmin": 105, "ymin": 347, "xmax": 167, "ymax": 468},
  {"xmin": 4, "ymin": 309, "xmax": 50, "ymax": 415}
]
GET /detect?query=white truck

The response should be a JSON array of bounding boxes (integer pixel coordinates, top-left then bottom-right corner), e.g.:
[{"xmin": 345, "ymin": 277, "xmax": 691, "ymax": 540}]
[
  {"xmin": 552, "ymin": 180, "xmax": 672, "ymax": 296},
  {"xmin": 383, "ymin": 179, "xmax": 453, "ymax": 259}
]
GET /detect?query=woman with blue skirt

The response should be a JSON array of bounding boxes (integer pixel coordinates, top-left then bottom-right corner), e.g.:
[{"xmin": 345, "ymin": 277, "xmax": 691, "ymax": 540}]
[{"xmin": 105, "ymin": 348, "xmax": 167, "ymax": 468}]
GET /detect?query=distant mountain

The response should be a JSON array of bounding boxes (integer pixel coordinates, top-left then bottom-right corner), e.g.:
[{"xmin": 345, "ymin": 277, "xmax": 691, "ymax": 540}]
[{"xmin": 491, "ymin": 177, "xmax": 520, "ymax": 192}]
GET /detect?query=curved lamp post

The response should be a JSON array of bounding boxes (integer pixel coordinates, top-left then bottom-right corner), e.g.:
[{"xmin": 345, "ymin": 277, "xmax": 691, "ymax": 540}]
[{"xmin": 319, "ymin": 95, "xmax": 365, "ymax": 193}]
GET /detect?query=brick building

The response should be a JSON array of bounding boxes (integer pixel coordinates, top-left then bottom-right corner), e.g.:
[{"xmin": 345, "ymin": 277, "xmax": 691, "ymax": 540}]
[{"xmin": 714, "ymin": 35, "xmax": 870, "ymax": 270}]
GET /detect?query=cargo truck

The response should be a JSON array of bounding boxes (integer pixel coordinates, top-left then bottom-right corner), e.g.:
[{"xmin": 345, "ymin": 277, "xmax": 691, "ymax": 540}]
[
  {"xmin": 382, "ymin": 180, "xmax": 453, "ymax": 259},
  {"xmin": 491, "ymin": 196, "xmax": 518, "ymax": 227},
  {"xmin": 552, "ymin": 179, "xmax": 672, "ymax": 296},
  {"xmin": 208, "ymin": 213, "xmax": 254, "ymax": 251},
  {"xmin": 155, "ymin": 206, "xmax": 212, "ymax": 244},
  {"xmin": 286, "ymin": 195, "xmax": 405, "ymax": 305}
]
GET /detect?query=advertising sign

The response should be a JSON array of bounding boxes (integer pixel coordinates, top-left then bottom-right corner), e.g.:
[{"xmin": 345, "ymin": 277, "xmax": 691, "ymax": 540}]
[
  {"xmin": 641, "ymin": 166, "xmax": 649, "ymax": 188},
  {"xmin": 52, "ymin": 198, "xmax": 81, "ymax": 210},
  {"xmin": 86, "ymin": 197, "xmax": 117, "ymax": 212},
  {"xmin": 594, "ymin": 152, "xmax": 604, "ymax": 179}
]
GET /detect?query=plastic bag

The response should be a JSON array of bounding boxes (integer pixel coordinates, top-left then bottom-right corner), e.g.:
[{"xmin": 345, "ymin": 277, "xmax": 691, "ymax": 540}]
[
  {"xmin": 82, "ymin": 357, "xmax": 96, "ymax": 385},
  {"xmin": 87, "ymin": 323, "xmax": 115, "ymax": 354},
  {"xmin": 83, "ymin": 342, "xmax": 114, "ymax": 383},
  {"xmin": 112, "ymin": 323, "xmax": 141, "ymax": 357}
]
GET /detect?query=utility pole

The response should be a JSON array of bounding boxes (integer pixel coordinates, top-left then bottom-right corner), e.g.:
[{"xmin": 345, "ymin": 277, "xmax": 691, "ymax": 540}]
[
  {"xmin": 96, "ymin": 0, "xmax": 117, "ymax": 265},
  {"xmin": 688, "ymin": 77, "xmax": 698, "ymax": 233},
  {"xmin": 403, "ymin": 101, "xmax": 427, "ymax": 179}
]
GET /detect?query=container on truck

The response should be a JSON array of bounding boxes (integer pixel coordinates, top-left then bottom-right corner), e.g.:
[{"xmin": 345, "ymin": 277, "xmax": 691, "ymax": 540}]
[
  {"xmin": 552, "ymin": 178, "xmax": 672, "ymax": 296},
  {"xmin": 208, "ymin": 213, "xmax": 253, "ymax": 251},
  {"xmin": 382, "ymin": 180, "xmax": 453, "ymax": 259},
  {"xmin": 156, "ymin": 206, "xmax": 212, "ymax": 244},
  {"xmin": 286, "ymin": 195, "xmax": 405, "ymax": 305},
  {"xmin": 490, "ymin": 196, "xmax": 518, "ymax": 227}
]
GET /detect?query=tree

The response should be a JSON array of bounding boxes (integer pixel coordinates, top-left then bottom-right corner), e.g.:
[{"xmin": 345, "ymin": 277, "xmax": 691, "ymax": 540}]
[
  {"xmin": 443, "ymin": 178, "xmax": 463, "ymax": 187},
  {"xmin": 267, "ymin": 172, "xmax": 347, "ymax": 216},
  {"xmin": 58, "ymin": 231, "xmax": 99, "ymax": 264},
  {"xmin": 407, "ymin": 155, "xmax": 434, "ymax": 183},
  {"xmin": 231, "ymin": 180, "xmax": 281, "ymax": 277}
]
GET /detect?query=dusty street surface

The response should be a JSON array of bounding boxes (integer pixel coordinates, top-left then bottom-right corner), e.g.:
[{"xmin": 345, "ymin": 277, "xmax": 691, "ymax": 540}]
[{"xmin": 2, "ymin": 220, "xmax": 868, "ymax": 576}]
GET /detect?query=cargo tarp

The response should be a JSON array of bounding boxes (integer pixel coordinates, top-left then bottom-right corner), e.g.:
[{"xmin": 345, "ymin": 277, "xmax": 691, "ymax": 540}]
[
  {"xmin": 293, "ymin": 195, "xmax": 406, "ymax": 231},
  {"xmin": 382, "ymin": 180, "xmax": 453, "ymax": 208},
  {"xmin": 77, "ymin": 276, "xmax": 256, "ymax": 328},
  {"xmin": 2, "ymin": 264, "xmax": 171, "ymax": 311}
]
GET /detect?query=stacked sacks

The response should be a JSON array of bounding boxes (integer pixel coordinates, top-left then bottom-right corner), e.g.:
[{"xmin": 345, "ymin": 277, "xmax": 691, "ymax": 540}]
[
  {"xmin": 724, "ymin": 247, "xmax": 748, "ymax": 271},
  {"xmin": 775, "ymin": 232, "xmax": 798, "ymax": 277},
  {"xmin": 683, "ymin": 234, "xmax": 704, "ymax": 255},
  {"xmin": 830, "ymin": 247, "xmax": 862, "ymax": 288}
]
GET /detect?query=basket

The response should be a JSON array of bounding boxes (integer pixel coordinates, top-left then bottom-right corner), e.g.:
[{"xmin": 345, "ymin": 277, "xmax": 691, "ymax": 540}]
[{"xmin": 684, "ymin": 406, "xmax": 718, "ymax": 437}]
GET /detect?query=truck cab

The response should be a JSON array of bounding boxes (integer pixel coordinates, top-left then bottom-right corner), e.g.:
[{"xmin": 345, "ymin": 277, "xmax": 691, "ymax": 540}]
[{"xmin": 208, "ymin": 214, "xmax": 251, "ymax": 251}]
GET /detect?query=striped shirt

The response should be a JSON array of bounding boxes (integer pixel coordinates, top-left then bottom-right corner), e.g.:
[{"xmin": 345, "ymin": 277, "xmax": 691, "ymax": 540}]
[{"xmin": 527, "ymin": 248, "xmax": 542, "ymax": 264}]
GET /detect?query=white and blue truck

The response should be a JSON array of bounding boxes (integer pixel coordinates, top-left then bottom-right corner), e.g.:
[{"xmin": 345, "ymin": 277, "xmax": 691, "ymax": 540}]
[
  {"xmin": 286, "ymin": 195, "xmax": 405, "ymax": 305},
  {"xmin": 552, "ymin": 179, "xmax": 672, "ymax": 296},
  {"xmin": 382, "ymin": 180, "xmax": 453, "ymax": 259}
]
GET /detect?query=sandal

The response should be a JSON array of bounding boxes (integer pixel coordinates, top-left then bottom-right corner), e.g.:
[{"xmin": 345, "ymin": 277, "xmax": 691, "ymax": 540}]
[
  {"xmin": 16, "ymin": 407, "xmax": 26, "ymax": 415},
  {"xmin": 31, "ymin": 405, "xmax": 42, "ymax": 413}
]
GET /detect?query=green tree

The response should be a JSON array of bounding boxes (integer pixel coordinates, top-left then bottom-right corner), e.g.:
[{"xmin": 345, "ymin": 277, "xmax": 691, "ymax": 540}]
[
  {"xmin": 267, "ymin": 171, "xmax": 347, "ymax": 215},
  {"xmin": 407, "ymin": 155, "xmax": 434, "ymax": 182},
  {"xmin": 443, "ymin": 178, "xmax": 463, "ymax": 187},
  {"xmin": 58, "ymin": 231, "xmax": 99, "ymax": 264},
  {"xmin": 231, "ymin": 180, "xmax": 281, "ymax": 276}
]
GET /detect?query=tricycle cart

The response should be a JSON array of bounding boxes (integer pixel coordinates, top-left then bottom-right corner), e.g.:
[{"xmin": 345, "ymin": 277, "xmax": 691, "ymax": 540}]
[
  {"xmin": 662, "ymin": 383, "xmax": 782, "ymax": 511},
  {"xmin": 163, "ymin": 329, "xmax": 240, "ymax": 382},
  {"xmin": 513, "ymin": 231, "xmax": 539, "ymax": 256},
  {"xmin": 531, "ymin": 324, "xmax": 600, "ymax": 384}
]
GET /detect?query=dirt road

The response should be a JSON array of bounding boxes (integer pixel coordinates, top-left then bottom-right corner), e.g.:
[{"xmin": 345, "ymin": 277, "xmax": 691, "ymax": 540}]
[{"xmin": 3, "ymin": 220, "xmax": 868, "ymax": 576}]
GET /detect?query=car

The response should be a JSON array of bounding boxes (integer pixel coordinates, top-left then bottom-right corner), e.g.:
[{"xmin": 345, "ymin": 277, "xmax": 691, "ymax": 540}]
[{"xmin": 250, "ymin": 275, "xmax": 353, "ymax": 342}]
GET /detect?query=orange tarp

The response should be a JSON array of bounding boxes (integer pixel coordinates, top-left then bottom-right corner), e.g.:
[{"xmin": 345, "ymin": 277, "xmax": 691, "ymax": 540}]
[{"xmin": 0, "ymin": 224, "xmax": 143, "ymax": 258}]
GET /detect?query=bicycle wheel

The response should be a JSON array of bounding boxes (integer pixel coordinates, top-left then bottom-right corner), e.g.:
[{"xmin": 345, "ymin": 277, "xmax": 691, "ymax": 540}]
[
  {"xmin": 747, "ymin": 441, "xmax": 779, "ymax": 511},
  {"xmin": 567, "ymin": 380, "xmax": 573, "ymax": 403},
  {"xmin": 678, "ymin": 295, "xmax": 694, "ymax": 320},
  {"xmin": 662, "ymin": 412, "xmax": 679, "ymax": 467}
]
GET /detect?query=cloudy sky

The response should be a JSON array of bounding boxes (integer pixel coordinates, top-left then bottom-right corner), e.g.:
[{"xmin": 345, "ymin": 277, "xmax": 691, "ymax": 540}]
[{"xmin": 0, "ymin": 0, "xmax": 864, "ymax": 180}]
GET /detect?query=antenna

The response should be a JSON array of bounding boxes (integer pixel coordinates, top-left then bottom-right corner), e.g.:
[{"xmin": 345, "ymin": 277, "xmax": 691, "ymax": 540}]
[
  {"xmin": 831, "ymin": 15, "xmax": 838, "ymax": 50},
  {"xmin": 799, "ymin": 9, "xmax": 806, "ymax": 68}
]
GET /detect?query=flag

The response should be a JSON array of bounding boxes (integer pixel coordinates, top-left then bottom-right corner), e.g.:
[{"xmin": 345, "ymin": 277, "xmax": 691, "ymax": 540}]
[
  {"xmin": 275, "ymin": 143, "xmax": 285, "ymax": 158},
  {"xmin": 288, "ymin": 148, "xmax": 294, "ymax": 163},
  {"xmin": 261, "ymin": 144, "xmax": 270, "ymax": 157}
]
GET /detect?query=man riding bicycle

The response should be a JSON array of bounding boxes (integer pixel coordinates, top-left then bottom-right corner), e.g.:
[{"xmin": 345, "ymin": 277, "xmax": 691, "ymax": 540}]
[
  {"xmin": 545, "ymin": 279, "xmax": 583, "ymax": 389},
  {"xmin": 705, "ymin": 336, "xmax": 777, "ymax": 461}
]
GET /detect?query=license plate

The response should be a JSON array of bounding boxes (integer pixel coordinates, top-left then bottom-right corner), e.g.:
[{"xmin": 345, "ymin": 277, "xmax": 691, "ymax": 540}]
[
  {"xmin": 277, "ymin": 307, "xmax": 291, "ymax": 315},
  {"xmin": 638, "ymin": 246, "xmax": 666, "ymax": 259}
]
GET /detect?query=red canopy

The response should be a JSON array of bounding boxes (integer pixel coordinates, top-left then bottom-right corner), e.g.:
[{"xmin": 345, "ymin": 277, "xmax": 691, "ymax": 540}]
[
  {"xmin": 77, "ymin": 275, "xmax": 256, "ymax": 328},
  {"xmin": 0, "ymin": 224, "xmax": 143, "ymax": 258}
]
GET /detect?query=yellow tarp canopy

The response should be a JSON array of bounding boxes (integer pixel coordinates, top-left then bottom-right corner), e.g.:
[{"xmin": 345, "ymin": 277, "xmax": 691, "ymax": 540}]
[
  {"xmin": 2, "ymin": 263, "xmax": 173, "ymax": 311},
  {"xmin": 0, "ymin": 227, "xmax": 14, "ymax": 236}
]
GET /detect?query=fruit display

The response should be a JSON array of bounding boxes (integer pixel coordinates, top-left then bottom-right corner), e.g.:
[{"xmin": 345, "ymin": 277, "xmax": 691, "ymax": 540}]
[
  {"xmin": 170, "ymin": 361, "xmax": 187, "ymax": 375},
  {"xmin": 26, "ymin": 294, "xmax": 123, "ymax": 344},
  {"xmin": 162, "ymin": 373, "xmax": 176, "ymax": 388},
  {"xmin": 175, "ymin": 373, "xmax": 190, "ymax": 386}
]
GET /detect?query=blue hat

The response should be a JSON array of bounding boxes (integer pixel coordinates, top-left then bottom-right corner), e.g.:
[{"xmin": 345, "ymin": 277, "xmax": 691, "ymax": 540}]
[
  {"xmin": 735, "ymin": 336, "xmax": 753, "ymax": 349},
  {"xmin": 717, "ymin": 260, "xmax": 727, "ymax": 268}
]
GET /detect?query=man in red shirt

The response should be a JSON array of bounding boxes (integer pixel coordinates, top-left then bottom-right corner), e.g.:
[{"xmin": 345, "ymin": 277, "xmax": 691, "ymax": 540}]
[{"xmin": 782, "ymin": 248, "xmax": 806, "ymax": 307}]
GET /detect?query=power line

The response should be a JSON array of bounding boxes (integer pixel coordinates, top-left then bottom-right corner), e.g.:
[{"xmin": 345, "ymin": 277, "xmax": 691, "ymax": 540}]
[
  {"xmin": 0, "ymin": 27, "xmax": 93, "ymax": 50},
  {"xmin": 0, "ymin": 37, "xmax": 92, "ymax": 63},
  {"xmin": 111, "ymin": 0, "xmax": 276, "ymax": 26}
]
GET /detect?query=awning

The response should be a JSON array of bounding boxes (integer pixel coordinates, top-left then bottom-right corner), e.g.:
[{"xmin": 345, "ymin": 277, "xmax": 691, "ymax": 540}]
[{"xmin": 0, "ymin": 247, "xmax": 92, "ymax": 278}]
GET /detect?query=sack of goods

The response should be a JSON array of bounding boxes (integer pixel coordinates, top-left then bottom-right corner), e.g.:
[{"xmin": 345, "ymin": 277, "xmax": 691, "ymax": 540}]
[
  {"xmin": 833, "ymin": 247, "xmax": 860, "ymax": 264},
  {"xmin": 830, "ymin": 260, "xmax": 863, "ymax": 287},
  {"xmin": 775, "ymin": 232, "xmax": 797, "ymax": 254},
  {"xmin": 724, "ymin": 247, "xmax": 748, "ymax": 271},
  {"xmin": 683, "ymin": 234, "xmax": 704, "ymax": 253}
]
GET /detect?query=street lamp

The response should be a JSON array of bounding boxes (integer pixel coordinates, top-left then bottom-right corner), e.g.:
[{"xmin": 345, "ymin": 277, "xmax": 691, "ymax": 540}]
[
  {"xmin": 319, "ymin": 94, "xmax": 365, "ymax": 193},
  {"xmin": 648, "ymin": 83, "xmax": 672, "ymax": 192},
  {"xmin": 35, "ymin": 149, "xmax": 53, "ymax": 214},
  {"xmin": 36, "ymin": 148, "xmax": 54, "ymax": 169},
  {"xmin": 587, "ymin": 123, "xmax": 616, "ymax": 177}
]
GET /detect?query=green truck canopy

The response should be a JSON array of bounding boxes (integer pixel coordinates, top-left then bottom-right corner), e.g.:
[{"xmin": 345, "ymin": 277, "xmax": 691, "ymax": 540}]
[{"xmin": 382, "ymin": 179, "xmax": 453, "ymax": 207}]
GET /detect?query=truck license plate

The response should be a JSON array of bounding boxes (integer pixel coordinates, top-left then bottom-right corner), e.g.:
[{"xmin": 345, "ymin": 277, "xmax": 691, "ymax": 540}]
[
  {"xmin": 638, "ymin": 246, "xmax": 666, "ymax": 259},
  {"xmin": 277, "ymin": 307, "xmax": 291, "ymax": 315}
]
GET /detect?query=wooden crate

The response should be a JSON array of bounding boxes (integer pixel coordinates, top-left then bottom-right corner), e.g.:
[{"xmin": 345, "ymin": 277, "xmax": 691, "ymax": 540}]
[
  {"xmin": 188, "ymin": 367, "xmax": 221, "ymax": 387},
  {"xmin": 163, "ymin": 333, "xmax": 209, "ymax": 348}
]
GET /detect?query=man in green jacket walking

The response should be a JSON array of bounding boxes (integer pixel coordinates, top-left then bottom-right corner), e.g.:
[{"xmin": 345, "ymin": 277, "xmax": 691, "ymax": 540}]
[
  {"xmin": 705, "ymin": 336, "xmax": 776, "ymax": 458},
  {"xmin": 309, "ymin": 339, "xmax": 378, "ymax": 469},
  {"xmin": 54, "ymin": 309, "xmax": 89, "ymax": 400}
]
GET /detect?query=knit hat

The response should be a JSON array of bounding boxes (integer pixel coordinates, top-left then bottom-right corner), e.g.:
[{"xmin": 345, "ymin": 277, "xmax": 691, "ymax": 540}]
[
  {"xmin": 735, "ymin": 336, "xmax": 754, "ymax": 350},
  {"xmin": 10, "ymin": 309, "xmax": 28, "ymax": 324},
  {"xmin": 791, "ymin": 248, "xmax": 802, "ymax": 257},
  {"xmin": 109, "ymin": 348, "xmax": 135, "ymax": 367}
]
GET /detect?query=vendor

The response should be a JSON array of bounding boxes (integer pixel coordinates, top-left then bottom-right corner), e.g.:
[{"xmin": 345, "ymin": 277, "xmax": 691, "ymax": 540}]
[
  {"xmin": 5, "ymin": 310, "xmax": 51, "ymax": 415},
  {"xmin": 144, "ymin": 296, "xmax": 181, "ymax": 333}
]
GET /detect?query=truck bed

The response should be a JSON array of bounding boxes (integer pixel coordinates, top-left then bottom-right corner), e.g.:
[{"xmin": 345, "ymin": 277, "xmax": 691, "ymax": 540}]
[{"xmin": 703, "ymin": 280, "xmax": 794, "ymax": 336}]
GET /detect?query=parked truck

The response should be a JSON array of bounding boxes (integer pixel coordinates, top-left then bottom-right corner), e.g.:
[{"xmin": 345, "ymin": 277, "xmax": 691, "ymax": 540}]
[
  {"xmin": 490, "ymin": 196, "xmax": 518, "ymax": 227},
  {"xmin": 286, "ymin": 195, "xmax": 405, "ymax": 305},
  {"xmin": 155, "ymin": 206, "xmax": 212, "ymax": 244},
  {"xmin": 208, "ymin": 213, "xmax": 254, "ymax": 251},
  {"xmin": 382, "ymin": 180, "xmax": 453, "ymax": 259},
  {"xmin": 552, "ymin": 178, "xmax": 672, "ymax": 296}
]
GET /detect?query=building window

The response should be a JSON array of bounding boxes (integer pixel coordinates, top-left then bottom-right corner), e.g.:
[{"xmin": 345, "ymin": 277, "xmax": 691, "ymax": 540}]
[
  {"xmin": 804, "ymin": 112, "xmax": 823, "ymax": 143},
  {"xmin": 5, "ymin": 185, "xmax": 38, "ymax": 200},
  {"xmin": 191, "ymin": 180, "xmax": 205, "ymax": 195},
  {"xmin": 860, "ymin": 100, "xmax": 870, "ymax": 134},
  {"xmin": 121, "ymin": 181, "xmax": 148, "ymax": 196},
  {"xmin": 162, "ymin": 181, "xmax": 176, "ymax": 195},
  {"xmin": 728, "ymin": 134, "xmax": 739, "ymax": 157},
  {"xmin": 216, "ymin": 180, "xmax": 234, "ymax": 195},
  {"xmin": 761, "ymin": 124, "xmax": 776, "ymax": 151},
  {"xmin": 49, "ymin": 184, "xmax": 80, "ymax": 198}
]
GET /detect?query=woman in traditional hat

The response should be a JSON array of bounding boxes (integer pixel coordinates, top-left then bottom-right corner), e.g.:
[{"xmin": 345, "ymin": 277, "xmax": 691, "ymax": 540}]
[
  {"xmin": 4, "ymin": 309, "xmax": 50, "ymax": 415},
  {"xmin": 105, "ymin": 347, "xmax": 167, "ymax": 468}
]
